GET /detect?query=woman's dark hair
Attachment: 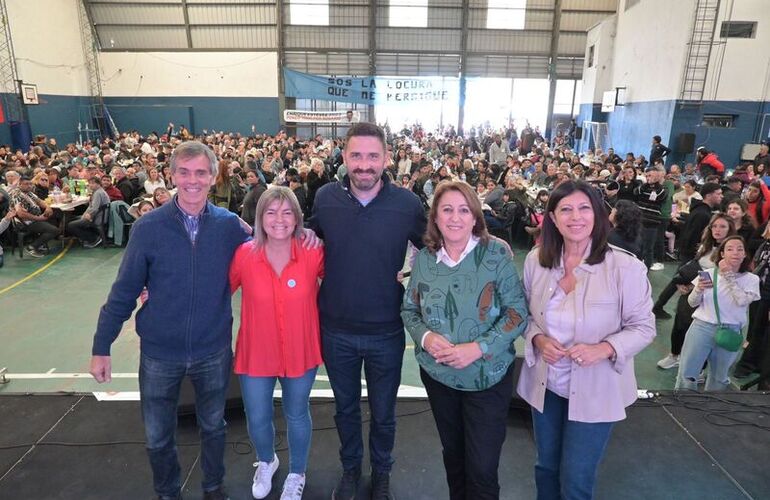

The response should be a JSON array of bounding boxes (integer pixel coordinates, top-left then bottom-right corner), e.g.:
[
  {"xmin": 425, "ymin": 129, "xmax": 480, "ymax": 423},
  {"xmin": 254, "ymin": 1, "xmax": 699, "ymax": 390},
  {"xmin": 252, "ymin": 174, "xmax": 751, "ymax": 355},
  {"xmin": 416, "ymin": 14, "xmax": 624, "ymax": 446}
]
[
  {"xmin": 611, "ymin": 200, "xmax": 642, "ymax": 242},
  {"xmin": 712, "ymin": 235, "xmax": 751, "ymax": 273},
  {"xmin": 726, "ymin": 198, "xmax": 755, "ymax": 229},
  {"xmin": 748, "ymin": 180, "xmax": 766, "ymax": 224},
  {"xmin": 698, "ymin": 213, "xmax": 736, "ymax": 258},
  {"xmin": 538, "ymin": 180, "xmax": 610, "ymax": 268}
]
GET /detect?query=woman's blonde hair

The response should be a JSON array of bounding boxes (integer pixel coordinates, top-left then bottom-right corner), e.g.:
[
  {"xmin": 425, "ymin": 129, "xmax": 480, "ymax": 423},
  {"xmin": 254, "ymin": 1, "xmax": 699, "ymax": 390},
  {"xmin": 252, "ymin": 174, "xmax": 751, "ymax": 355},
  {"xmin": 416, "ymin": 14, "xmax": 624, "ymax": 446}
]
[
  {"xmin": 253, "ymin": 186, "xmax": 304, "ymax": 248},
  {"xmin": 424, "ymin": 181, "xmax": 489, "ymax": 254}
]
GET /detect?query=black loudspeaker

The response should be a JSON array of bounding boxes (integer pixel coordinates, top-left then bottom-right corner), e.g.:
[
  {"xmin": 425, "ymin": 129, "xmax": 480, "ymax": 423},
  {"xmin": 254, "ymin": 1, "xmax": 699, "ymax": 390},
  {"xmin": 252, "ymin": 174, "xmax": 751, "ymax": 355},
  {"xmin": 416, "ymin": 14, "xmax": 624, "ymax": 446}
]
[
  {"xmin": 575, "ymin": 126, "xmax": 583, "ymax": 140},
  {"xmin": 178, "ymin": 371, "xmax": 243, "ymax": 416},
  {"xmin": 676, "ymin": 133, "xmax": 696, "ymax": 154}
]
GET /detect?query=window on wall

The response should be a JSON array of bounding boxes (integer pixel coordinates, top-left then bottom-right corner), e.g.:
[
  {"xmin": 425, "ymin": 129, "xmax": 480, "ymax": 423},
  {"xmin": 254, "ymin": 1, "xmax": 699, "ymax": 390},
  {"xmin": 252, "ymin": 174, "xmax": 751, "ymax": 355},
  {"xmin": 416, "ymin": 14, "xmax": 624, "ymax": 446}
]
[
  {"xmin": 702, "ymin": 114, "xmax": 736, "ymax": 128},
  {"xmin": 290, "ymin": 0, "xmax": 329, "ymax": 26},
  {"xmin": 389, "ymin": 0, "xmax": 428, "ymax": 28},
  {"xmin": 720, "ymin": 21, "xmax": 757, "ymax": 38},
  {"xmin": 588, "ymin": 45, "xmax": 595, "ymax": 67},
  {"xmin": 487, "ymin": 0, "xmax": 526, "ymax": 30},
  {"xmin": 554, "ymin": 80, "xmax": 582, "ymax": 117}
]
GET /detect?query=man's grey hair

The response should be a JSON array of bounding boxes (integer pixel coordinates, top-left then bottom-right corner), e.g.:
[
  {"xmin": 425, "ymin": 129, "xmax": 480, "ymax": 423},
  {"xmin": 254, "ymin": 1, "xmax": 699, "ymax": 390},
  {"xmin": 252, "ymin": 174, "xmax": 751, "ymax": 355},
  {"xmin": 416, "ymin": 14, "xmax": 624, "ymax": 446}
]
[
  {"xmin": 111, "ymin": 166, "xmax": 127, "ymax": 176},
  {"xmin": 169, "ymin": 141, "xmax": 218, "ymax": 177}
]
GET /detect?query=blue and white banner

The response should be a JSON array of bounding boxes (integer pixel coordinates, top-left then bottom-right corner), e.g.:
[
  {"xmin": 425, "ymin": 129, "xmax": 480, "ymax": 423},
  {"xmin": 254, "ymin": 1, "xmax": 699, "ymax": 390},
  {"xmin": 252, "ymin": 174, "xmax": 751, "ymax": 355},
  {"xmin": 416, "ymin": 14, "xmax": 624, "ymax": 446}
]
[
  {"xmin": 284, "ymin": 68, "xmax": 456, "ymax": 105},
  {"xmin": 283, "ymin": 109, "xmax": 360, "ymax": 123}
]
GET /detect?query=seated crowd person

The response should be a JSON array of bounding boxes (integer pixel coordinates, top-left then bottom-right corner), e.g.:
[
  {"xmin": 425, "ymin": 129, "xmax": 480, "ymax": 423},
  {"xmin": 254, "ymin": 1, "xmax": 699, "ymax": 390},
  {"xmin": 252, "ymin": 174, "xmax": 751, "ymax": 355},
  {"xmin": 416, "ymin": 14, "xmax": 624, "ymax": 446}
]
[
  {"xmin": 152, "ymin": 187, "xmax": 171, "ymax": 207},
  {"xmin": 67, "ymin": 176, "xmax": 110, "ymax": 248},
  {"xmin": 101, "ymin": 175, "xmax": 124, "ymax": 202},
  {"xmin": 0, "ymin": 207, "xmax": 16, "ymax": 267},
  {"xmin": 10, "ymin": 174, "xmax": 61, "ymax": 257}
]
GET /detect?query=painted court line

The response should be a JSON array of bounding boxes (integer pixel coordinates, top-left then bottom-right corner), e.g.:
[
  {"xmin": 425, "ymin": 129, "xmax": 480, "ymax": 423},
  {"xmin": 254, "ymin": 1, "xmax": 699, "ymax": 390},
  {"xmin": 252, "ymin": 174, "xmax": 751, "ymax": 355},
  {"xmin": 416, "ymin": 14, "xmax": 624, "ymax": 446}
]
[
  {"xmin": 5, "ymin": 373, "xmax": 333, "ymax": 382},
  {"xmin": 0, "ymin": 240, "xmax": 73, "ymax": 296},
  {"xmin": 92, "ymin": 386, "xmax": 428, "ymax": 401}
]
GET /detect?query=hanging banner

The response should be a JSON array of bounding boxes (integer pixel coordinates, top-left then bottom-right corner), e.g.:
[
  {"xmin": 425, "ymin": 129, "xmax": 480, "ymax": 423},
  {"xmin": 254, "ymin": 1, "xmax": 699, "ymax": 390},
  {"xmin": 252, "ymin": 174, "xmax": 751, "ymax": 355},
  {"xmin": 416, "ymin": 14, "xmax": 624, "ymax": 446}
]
[
  {"xmin": 283, "ymin": 109, "xmax": 361, "ymax": 124},
  {"xmin": 283, "ymin": 68, "xmax": 454, "ymax": 105}
]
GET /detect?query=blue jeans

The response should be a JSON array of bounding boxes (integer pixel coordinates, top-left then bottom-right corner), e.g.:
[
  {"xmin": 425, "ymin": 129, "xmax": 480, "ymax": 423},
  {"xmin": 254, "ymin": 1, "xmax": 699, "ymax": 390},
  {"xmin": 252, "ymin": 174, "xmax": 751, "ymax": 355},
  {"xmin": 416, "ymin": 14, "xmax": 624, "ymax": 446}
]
[
  {"xmin": 239, "ymin": 367, "xmax": 318, "ymax": 474},
  {"xmin": 321, "ymin": 327, "xmax": 405, "ymax": 473},
  {"xmin": 676, "ymin": 318, "xmax": 742, "ymax": 391},
  {"xmin": 138, "ymin": 347, "xmax": 233, "ymax": 498},
  {"xmin": 531, "ymin": 390, "xmax": 614, "ymax": 500}
]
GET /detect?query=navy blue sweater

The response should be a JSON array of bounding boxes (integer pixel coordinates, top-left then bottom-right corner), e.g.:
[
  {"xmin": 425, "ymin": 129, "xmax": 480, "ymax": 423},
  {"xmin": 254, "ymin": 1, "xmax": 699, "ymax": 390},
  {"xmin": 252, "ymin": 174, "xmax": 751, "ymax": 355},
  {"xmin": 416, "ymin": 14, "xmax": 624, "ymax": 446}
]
[
  {"xmin": 92, "ymin": 201, "xmax": 249, "ymax": 361},
  {"xmin": 308, "ymin": 175, "xmax": 426, "ymax": 334}
]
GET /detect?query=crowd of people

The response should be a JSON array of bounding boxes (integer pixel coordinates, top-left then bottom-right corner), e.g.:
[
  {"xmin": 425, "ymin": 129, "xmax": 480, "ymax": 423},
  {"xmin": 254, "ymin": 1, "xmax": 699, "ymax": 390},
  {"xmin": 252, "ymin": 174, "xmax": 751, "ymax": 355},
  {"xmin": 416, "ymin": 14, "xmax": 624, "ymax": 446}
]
[{"xmin": 0, "ymin": 120, "xmax": 768, "ymax": 499}]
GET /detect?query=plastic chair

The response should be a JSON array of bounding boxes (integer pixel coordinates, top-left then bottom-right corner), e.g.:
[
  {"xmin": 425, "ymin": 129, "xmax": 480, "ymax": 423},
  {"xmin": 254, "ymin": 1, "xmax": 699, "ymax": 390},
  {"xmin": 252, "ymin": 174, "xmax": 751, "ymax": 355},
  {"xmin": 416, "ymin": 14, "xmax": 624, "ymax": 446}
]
[{"xmin": 95, "ymin": 204, "xmax": 110, "ymax": 248}]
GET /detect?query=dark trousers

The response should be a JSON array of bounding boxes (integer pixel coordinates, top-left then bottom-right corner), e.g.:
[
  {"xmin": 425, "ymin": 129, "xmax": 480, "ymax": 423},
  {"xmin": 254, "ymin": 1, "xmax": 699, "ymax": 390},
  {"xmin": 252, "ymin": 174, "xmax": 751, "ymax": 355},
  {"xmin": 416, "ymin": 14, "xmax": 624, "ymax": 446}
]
[
  {"xmin": 138, "ymin": 347, "xmax": 232, "ymax": 498},
  {"xmin": 671, "ymin": 294, "xmax": 696, "ymax": 356},
  {"xmin": 26, "ymin": 220, "xmax": 60, "ymax": 248},
  {"xmin": 67, "ymin": 216, "xmax": 99, "ymax": 244},
  {"xmin": 654, "ymin": 280, "xmax": 678, "ymax": 311},
  {"xmin": 531, "ymin": 390, "xmax": 614, "ymax": 500},
  {"xmin": 641, "ymin": 225, "xmax": 660, "ymax": 268},
  {"xmin": 737, "ymin": 299, "xmax": 770, "ymax": 373},
  {"xmin": 655, "ymin": 222, "xmax": 667, "ymax": 261},
  {"xmin": 321, "ymin": 327, "xmax": 405, "ymax": 473},
  {"xmin": 421, "ymin": 365, "xmax": 513, "ymax": 500}
]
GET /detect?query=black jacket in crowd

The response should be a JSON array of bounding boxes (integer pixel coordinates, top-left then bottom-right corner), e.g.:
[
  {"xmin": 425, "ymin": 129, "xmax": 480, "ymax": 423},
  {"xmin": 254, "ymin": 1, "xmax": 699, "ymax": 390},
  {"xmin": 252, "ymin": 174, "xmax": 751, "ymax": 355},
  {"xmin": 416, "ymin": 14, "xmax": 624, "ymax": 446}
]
[
  {"xmin": 634, "ymin": 181, "xmax": 668, "ymax": 227},
  {"xmin": 678, "ymin": 199, "xmax": 714, "ymax": 262},
  {"xmin": 650, "ymin": 143, "xmax": 671, "ymax": 165}
]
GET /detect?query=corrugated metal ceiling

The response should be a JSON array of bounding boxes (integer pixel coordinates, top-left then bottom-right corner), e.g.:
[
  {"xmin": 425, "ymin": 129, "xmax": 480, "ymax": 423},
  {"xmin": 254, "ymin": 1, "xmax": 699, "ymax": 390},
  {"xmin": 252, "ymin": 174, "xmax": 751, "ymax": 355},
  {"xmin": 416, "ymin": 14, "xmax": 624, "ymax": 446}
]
[{"xmin": 84, "ymin": 0, "xmax": 615, "ymax": 78}]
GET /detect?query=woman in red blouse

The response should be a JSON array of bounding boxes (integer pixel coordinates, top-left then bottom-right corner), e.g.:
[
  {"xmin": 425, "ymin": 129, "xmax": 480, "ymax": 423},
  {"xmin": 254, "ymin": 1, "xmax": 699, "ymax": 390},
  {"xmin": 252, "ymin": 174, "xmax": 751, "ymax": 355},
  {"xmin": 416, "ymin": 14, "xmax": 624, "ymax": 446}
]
[{"xmin": 230, "ymin": 186, "xmax": 324, "ymax": 500}]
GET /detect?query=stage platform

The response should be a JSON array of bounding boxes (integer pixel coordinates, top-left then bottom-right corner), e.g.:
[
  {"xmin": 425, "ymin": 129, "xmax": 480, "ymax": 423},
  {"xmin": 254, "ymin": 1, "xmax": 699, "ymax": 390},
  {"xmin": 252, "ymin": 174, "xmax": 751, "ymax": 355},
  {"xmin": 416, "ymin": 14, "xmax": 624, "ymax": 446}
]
[{"xmin": 1, "ymin": 392, "xmax": 768, "ymax": 500}]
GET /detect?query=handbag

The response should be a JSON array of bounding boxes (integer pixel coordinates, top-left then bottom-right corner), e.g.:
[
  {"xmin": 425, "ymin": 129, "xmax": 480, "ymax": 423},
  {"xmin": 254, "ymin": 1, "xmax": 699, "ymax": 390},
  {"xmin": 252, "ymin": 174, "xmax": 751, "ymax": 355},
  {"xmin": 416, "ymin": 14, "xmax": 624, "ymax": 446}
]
[{"xmin": 712, "ymin": 270, "xmax": 744, "ymax": 352}]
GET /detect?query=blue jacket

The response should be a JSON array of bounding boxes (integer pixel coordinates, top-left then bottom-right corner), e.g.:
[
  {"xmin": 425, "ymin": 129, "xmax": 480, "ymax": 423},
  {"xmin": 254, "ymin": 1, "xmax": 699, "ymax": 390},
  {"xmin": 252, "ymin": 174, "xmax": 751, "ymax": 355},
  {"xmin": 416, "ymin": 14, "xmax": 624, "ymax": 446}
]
[
  {"xmin": 92, "ymin": 200, "xmax": 249, "ymax": 361},
  {"xmin": 308, "ymin": 174, "xmax": 426, "ymax": 334}
]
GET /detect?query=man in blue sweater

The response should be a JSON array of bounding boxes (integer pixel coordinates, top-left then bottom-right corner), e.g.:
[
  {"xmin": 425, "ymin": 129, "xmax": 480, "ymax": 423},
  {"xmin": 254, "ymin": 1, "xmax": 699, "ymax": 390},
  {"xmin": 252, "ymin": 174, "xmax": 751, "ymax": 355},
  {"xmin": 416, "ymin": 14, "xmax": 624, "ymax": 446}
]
[
  {"xmin": 308, "ymin": 123, "xmax": 427, "ymax": 500},
  {"xmin": 89, "ymin": 141, "xmax": 249, "ymax": 500}
]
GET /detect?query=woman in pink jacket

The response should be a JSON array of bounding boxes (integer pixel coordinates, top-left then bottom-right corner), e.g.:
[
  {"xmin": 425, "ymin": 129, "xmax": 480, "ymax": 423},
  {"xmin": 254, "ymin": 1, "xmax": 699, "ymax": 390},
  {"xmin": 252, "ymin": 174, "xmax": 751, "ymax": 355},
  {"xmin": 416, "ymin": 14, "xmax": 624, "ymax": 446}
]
[{"xmin": 516, "ymin": 180, "xmax": 656, "ymax": 500}]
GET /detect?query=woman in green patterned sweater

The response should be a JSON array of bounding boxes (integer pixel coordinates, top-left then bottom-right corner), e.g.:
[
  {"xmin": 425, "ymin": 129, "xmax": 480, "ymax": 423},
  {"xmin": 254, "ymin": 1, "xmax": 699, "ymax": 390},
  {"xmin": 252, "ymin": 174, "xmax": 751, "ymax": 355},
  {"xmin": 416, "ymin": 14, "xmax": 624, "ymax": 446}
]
[{"xmin": 401, "ymin": 181, "xmax": 529, "ymax": 500}]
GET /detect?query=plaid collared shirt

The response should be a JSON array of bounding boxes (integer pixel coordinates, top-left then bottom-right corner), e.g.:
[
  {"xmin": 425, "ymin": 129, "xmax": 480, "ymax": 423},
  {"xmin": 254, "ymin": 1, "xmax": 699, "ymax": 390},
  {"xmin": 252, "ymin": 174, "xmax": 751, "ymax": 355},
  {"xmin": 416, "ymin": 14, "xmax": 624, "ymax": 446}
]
[{"xmin": 173, "ymin": 196, "xmax": 205, "ymax": 243}]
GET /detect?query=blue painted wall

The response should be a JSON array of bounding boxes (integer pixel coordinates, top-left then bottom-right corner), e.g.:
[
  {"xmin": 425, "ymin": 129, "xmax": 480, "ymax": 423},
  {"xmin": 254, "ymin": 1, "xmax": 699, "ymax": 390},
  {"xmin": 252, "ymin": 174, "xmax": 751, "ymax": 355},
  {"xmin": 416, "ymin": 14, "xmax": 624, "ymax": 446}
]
[
  {"xmin": 103, "ymin": 96, "xmax": 280, "ymax": 137},
  {"xmin": 576, "ymin": 99, "xmax": 769, "ymax": 169},
  {"xmin": 577, "ymin": 100, "xmax": 675, "ymax": 158},
  {"xmin": 669, "ymin": 100, "xmax": 770, "ymax": 169},
  {"xmin": 0, "ymin": 94, "xmax": 280, "ymax": 149},
  {"xmin": 0, "ymin": 93, "xmax": 88, "ymax": 149}
]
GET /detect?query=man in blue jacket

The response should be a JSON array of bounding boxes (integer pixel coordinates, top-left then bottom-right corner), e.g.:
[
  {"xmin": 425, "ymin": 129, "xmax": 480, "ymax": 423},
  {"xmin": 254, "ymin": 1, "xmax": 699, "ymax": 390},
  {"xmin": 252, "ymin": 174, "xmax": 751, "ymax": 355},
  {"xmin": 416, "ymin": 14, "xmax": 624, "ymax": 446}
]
[
  {"xmin": 308, "ymin": 123, "xmax": 427, "ymax": 500},
  {"xmin": 89, "ymin": 141, "xmax": 249, "ymax": 500}
]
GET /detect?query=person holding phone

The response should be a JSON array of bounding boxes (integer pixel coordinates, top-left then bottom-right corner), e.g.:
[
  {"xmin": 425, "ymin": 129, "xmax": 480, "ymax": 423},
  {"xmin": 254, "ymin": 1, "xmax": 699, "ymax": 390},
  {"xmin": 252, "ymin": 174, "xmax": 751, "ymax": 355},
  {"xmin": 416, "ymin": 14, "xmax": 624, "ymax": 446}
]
[
  {"xmin": 657, "ymin": 214, "xmax": 736, "ymax": 371},
  {"xmin": 676, "ymin": 236, "xmax": 760, "ymax": 390}
]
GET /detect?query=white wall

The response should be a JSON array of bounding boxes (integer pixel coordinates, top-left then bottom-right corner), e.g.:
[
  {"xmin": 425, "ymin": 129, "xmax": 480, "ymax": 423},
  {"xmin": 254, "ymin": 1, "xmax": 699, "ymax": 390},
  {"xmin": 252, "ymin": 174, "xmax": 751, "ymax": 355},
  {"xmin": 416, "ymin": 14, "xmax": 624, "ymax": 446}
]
[
  {"xmin": 6, "ymin": 0, "xmax": 89, "ymax": 96},
  {"xmin": 609, "ymin": 0, "xmax": 693, "ymax": 103},
  {"xmin": 99, "ymin": 52, "xmax": 279, "ymax": 98},
  {"xmin": 580, "ymin": 15, "xmax": 617, "ymax": 105},
  {"xmin": 704, "ymin": 0, "xmax": 770, "ymax": 101}
]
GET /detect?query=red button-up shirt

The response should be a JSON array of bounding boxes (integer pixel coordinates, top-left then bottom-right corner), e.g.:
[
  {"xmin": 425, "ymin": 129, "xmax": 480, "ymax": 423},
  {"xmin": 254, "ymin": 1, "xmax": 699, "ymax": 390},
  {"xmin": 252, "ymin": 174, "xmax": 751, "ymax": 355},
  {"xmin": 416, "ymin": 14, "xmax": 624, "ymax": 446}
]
[{"xmin": 229, "ymin": 239, "xmax": 324, "ymax": 377}]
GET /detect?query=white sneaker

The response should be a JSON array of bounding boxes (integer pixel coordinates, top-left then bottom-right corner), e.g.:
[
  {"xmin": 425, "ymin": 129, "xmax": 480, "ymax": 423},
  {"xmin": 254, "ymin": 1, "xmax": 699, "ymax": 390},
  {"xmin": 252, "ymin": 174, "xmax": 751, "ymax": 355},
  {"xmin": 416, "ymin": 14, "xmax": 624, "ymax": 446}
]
[
  {"xmin": 280, "ymin": 472, "xmax": 306, "ymax": 500},
  {"xmin": 252, "ymin": 455, "xmax": 279, "ymax": 499},
  {"xmin": 657, "ymin": 354, "xmax": 680, "ymax": 370},
  {"xmin": 650, "ymin": 262, "xmax": 665, "ymax": 271}
]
